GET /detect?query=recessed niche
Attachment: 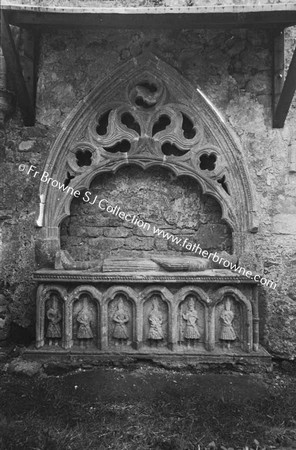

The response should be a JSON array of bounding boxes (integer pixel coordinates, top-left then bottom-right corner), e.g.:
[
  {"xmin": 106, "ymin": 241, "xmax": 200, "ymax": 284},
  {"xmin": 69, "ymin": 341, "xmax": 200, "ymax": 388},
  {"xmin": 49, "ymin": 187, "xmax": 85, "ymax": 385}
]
[
  {"xmin": 60, "ymin": 165, "xmax": 233, "ymax": 262},
  {"xmin": 121, "ymin": 112, "xmax": 141, "ymax": 135},
  {"xmin": 161, "ymin": 142, "xmax": 189, "ymax": 157},
  {"xmin": 96, "ymin": 110, "xmax": 111, "ymax": 136},
  {"xmin": 143, "ymin": 294, "xmax": 168, "ymax": 347},
  {"xmin": 178, "ymin": 296, "xmax": 206, "ymax": 346},
  {"xmin": 45, "ymin": 293, "xmax": 63, "ymax": 347},
  {"xmin": 215, "ymin": 296, "xmax": 244, "ymax": 350},
  {"xmin": 152, "ymin": 115, "xmax": 171, "ymax": 136},
  {"xmin": 103, "ymin": 140, "xmax": 131, "ymax": 153},
  {"xmin": 108, "ymin": 295, "xmax": 134, "ymax": 347},
  {"xmin": 199, "ymin": 153, "xmax": 217, "ymax": 171},
  {"xmin": 76, "ymin": 149, "xmax": 92, "ymax": 167},
  {"xmin": 72, "ymin": 294, "xmax": 98, "ymax": 349},
  {"xmin": 181, "ymin": 113, "xmax": 196, "ymax": 139}
]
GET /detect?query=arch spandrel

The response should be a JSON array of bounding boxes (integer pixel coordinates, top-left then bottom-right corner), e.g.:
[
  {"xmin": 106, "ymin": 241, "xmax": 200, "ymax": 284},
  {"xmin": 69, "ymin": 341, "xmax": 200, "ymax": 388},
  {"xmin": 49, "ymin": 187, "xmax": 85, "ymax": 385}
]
[{"xmin": 38, "ymin": 53, "xmax": 258, "ymax": 244}]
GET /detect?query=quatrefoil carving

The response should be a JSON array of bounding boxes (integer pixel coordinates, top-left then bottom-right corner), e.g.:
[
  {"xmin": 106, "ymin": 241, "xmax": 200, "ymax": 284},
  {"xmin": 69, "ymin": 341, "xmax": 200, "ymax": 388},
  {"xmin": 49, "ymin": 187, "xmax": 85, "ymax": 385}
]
[
  {"xmin": 199, "ymin": 153, "xmax": 217, "ymax": 171},
  {"xmin": 76, "ymin": 149, "xmax": 92, "ymax": 167},
  {"xmin": 87, "ymin": 76, "xmax": 205, "ymax": 162}
]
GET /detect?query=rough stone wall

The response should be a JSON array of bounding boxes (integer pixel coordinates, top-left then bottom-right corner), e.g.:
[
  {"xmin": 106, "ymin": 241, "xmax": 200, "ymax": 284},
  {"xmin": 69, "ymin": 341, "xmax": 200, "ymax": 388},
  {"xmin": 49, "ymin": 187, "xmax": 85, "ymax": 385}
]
[
  {"xmin": 1, "ymin": 25, "xmax": 296, "ymax": 358},
  {"xmin": 0, "ymin": 123, "xmax": 55, "ymax": 328},
  {"xmin": 60, "ymin": 166, "xmax": 232, "ymax": 262}
]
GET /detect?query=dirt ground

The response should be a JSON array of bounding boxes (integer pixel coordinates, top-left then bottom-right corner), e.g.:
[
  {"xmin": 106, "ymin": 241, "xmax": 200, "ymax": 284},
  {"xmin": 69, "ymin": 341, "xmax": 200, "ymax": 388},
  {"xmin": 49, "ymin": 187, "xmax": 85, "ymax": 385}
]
[{"xmin": 0, "ymin": 358, "xmax": 296, "ymax": 450}]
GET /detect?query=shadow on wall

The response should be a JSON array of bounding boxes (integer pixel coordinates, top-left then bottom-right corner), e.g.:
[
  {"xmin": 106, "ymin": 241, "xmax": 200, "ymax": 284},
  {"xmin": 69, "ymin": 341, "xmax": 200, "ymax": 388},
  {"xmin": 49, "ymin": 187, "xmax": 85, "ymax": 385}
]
[{"xmin": 9, "ymin": 323, "xmax": 35, "ymax": 347}]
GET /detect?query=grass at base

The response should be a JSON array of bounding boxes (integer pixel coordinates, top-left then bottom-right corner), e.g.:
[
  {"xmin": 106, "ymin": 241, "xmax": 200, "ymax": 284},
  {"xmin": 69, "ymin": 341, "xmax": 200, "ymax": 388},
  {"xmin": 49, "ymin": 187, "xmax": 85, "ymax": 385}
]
[{"xmin": 0, "ymin": 367, "xmax": 296, "ymax": 450}]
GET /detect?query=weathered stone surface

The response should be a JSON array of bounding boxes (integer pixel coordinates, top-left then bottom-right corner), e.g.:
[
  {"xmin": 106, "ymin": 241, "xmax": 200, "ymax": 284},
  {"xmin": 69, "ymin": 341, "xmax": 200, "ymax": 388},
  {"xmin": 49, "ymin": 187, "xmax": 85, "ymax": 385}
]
[
  {"xmin": 88, "ymin": 237, "xmax": 125, "ymax": 251},
  {"xmin": 34, "ymin": 275, "xmax": 260, "ymax": 355},
  {"xmin": 18, "ymin": 140, "xmax": 36, "ymax": 152},
  {"xmin": 60, "ymin": 166, "xmax": 232, "ymax": 261},
  {"xmin": 273, "ymin": 214, "xmax": 296, "ymax": 235},
  {"xmin": 103, "ymin": 228, "xmax": 130, "ymax": 238},
  {"xmin": 1, "ymin": 24, "xmax": 296, "ymax": 360},
  {"xmin": 246, "ymin": 72, "xmax": 271, "ymax": 95}
]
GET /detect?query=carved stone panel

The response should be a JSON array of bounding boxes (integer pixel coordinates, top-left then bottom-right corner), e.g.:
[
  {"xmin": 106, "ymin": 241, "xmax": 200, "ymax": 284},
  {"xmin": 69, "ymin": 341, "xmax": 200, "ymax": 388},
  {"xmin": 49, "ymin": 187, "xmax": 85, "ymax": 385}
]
[
  {"xmin": 143, "ymin": 294, "xmax": 169, "ymax": 348},
  {"xmin": 72, "ymin": 294, "xmax": 97, "ymax": 349},
  {"xmin": 108, "ymin": 294, "xmax": 133, "ymax": 348},
  {"xmin": 34, "ymin": 277, "xmax": 260, "ymax": 357},
  {"xmin": 178, "ymin": 295, "xmax": 206, "ymax": 349},
  {"xmin": 215, "ymin": 295, "xmax": 243, "ymax": 351},
  {"xmin": 45, "ymin": 292, "xmax": 63, "ymax": 347}
]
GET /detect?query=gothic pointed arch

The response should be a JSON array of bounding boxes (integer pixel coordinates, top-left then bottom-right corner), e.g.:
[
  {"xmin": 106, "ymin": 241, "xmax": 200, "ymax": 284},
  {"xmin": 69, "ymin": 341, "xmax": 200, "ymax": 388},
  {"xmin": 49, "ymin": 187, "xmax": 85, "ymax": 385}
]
[{"xmin": 37, "ymin": 53, "xmax": 258, "ymax": 255}]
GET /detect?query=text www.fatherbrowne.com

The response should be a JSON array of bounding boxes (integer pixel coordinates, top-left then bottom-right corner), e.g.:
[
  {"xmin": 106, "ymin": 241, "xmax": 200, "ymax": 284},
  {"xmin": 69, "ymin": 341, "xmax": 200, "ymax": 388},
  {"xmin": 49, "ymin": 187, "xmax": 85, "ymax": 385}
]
[
  {"xmin": 19, "ymin": 164, "xmax": 277, "ymax": 291},
  {"xmin": 82, "ymin": 195, "xmax": 277, "ymax": 291}
]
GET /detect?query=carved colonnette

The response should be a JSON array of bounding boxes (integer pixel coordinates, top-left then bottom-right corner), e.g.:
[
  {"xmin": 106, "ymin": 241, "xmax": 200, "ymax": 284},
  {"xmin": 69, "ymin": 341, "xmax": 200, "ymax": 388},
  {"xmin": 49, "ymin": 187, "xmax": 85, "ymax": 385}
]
[{"xmin": 34, "ymin": 271, "xmax": 259, "ymax": 355}]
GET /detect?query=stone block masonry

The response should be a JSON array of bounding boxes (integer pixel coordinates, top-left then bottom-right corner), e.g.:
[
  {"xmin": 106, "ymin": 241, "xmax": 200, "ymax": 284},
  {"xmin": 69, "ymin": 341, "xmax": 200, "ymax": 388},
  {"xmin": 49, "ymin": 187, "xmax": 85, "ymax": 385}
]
[
  {"xmin": 60, "ymin": 166, "xmax": 232, "ymax": 262},
  {"xmin": 1, "ymin": 25, "xmax": 296, "ymax": 359}
]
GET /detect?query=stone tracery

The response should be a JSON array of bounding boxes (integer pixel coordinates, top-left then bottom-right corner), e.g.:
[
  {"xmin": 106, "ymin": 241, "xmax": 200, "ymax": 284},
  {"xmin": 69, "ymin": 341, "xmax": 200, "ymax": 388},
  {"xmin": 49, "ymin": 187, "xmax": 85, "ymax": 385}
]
[
  {"xmin": 37, "ymin": 53, "xmax": 258, "ymax": 244},
  {"xmin": 33, "ymin": 53, "xmax": 264, "ymax": 359}
]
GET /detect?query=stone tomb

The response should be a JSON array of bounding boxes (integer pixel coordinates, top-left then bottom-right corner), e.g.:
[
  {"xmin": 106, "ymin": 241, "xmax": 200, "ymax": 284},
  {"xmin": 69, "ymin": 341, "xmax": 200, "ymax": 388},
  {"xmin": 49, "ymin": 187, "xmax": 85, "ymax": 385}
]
[
  {"xmin": 34, "ymin": 270, "xmax": 261, "ymax": 357},
  {"xmin": 31, "ymin": 55, "xmax": 269, "ymax": 363}
]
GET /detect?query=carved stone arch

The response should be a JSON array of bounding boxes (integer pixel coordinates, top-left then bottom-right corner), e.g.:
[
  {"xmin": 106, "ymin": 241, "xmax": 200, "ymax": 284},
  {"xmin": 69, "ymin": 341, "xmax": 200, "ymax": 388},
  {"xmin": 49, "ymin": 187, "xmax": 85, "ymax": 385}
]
[
  {"xmin": 102, "ymin": 286, "xmax": 137, "ymax": 348},
  {"xmin": 102, "ymin": 286, "xmax": 138, "ymax": 305},
  {"xmin": 174, "ymin": 286, "xmax": 210, "ymax": 307},
  {"xmin": 67, "ymin": 285, "xmax": 102, "ymax": 315},
  {"xmin": 139, "ymin": 286, "xmax": 174, "ymax": 307},
  {"xmin": 212, "ymin": 286, "xmax": 253, "ymax": 352},
  {"xmin": 67, "ymin": 286, "xmax": 102, "ymax": 349},
  {"xmin": 212, "ymin": 286, "xmax": 253, "ymax": 313},
  {"xmin": 68, "ymin": 285, "xmax": 102, "ymax": 305},
  {"xmin": 36, "ymin": 284, "xmax": 68, "ymax": 349},
  {"xmin": 37, "ymin": 53, "xmax": 258, "ymax": 260}
]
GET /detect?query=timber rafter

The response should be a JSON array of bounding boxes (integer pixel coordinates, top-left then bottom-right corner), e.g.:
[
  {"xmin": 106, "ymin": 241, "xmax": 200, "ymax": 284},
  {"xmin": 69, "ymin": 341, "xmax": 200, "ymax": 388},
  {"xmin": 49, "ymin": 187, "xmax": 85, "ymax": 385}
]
[{"xmin": 1, "ymin": 3, "xmax": 296, "ymax": 127}]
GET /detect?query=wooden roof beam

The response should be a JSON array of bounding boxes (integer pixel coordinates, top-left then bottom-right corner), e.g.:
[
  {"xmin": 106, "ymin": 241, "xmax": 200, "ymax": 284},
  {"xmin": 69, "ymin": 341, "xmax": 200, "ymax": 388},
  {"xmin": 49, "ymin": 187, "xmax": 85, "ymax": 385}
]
[
  {"xmin": 1, "ymin": 11, "xmax": 35, "ymax": 125},
  {"xmin": 2, "ymin": 8, "xmax": 296, "ymax": 30},
  {"xmin": 273, "ymin": 33, "xmax": 296, "ymax": 128}
]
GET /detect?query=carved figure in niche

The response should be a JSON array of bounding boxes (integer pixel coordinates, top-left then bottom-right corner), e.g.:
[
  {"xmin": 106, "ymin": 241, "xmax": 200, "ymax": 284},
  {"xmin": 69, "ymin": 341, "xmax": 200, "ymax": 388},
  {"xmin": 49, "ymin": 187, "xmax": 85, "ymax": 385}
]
[
  {"xmin": 220, "ymin": 298, "xmax": 236, "ymax": 349},
  {"xmin": 182, "ymin": 296, "xmax": 200, "ymax": 347},
  {"xmin": 112, "ymin": 297, "xmax": 129, "ymax": 345},
  {"xmin": 46, "ymin": 294, "xmax": 62, "ymax": 346},
  {"xmin": 148, "ymin": 296, "xmax": 164, "ymax": 347},
  {"xmin": 76, "ymin": 296, "xmax": 94, "ymax": 349}
]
